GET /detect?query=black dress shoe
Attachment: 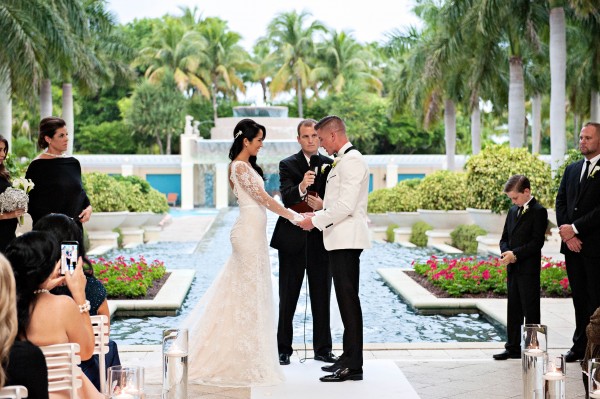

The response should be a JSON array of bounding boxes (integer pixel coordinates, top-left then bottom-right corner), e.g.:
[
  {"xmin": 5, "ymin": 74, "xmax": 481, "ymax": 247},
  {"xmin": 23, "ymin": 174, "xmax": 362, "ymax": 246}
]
[
  {"xmin": 321, "ymin": 362, "xmax": 342, "ymax": 372},
  {"xmin": 320, "ymin": 367, "xmax": 363, "ymax": 382},
  {"xmin": 564, "ymin": 350, "xmax": 582, "ymax": 363},
  {"xmin": 314, "ymin": 352, "xmax": 339, "ymax": 363},
  {"xmin": 493, "ymin": 350, "xmax": 521, "ymax": 360},
  {"xmin": 279, "ymin": 353, "xmax": 290, "ymax": 365}
]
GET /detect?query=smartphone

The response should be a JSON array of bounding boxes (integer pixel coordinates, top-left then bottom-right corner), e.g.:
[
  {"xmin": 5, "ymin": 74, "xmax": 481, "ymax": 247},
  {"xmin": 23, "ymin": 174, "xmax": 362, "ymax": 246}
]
[{"xmin": 60, "ymin": 241, "xmax": 78, "ymax": 275}]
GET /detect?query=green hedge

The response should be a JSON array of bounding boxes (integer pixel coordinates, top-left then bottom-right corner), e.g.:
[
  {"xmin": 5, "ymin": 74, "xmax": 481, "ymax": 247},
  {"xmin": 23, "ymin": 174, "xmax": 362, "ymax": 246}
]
[
  {"xmin": 410, "ymin": 221, "xmax": 433, "ymax": 247},
  {"xmin": 367, "ymin": 178, "xmax": 422, "ymax": 213},
  {"xmin": 417, "ymin": 170, "xmax": 468, "ymax": 210},
  {"xmin": 465, "ymin": 145, "xmax": 552, "ymax": 213},
  {"xmin": 83, "ymin": 172, "xmax": 168, "ymax": 213},
  {"xmin": 450, "ymin": 224, "xmax": 486, "ymax": 253}
]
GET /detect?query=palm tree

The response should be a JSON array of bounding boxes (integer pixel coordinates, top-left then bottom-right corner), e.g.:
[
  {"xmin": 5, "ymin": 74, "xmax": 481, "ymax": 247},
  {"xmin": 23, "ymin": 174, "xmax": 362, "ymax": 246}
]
[
  {"xmin": 266, "ymin": 10, "xmax": 326, "ymax": 118},
  {"xmin": 135, "ymin": 16, "xmax": 210, "ymax": 98},
  {"xmin": 197, "ymin": 17, "xmax": 249, "ymax": 122},
  {"xmin": 249, "ymin": 40, "xmax": 277, "ymax": 104},
  {"xmin": 311, "ymin": 30, "xmax": 382, "ymax": 96},
  {"xmin": 548, "ymin": 0, "xmax": 567, "ymax": 169}
]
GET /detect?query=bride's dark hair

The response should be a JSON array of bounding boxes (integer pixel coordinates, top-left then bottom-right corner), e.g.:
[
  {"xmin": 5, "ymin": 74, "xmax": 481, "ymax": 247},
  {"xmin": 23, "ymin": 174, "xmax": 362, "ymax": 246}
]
[{"xmin": 228, "ymin": 118, "xmax": 266, "ymax": 180}]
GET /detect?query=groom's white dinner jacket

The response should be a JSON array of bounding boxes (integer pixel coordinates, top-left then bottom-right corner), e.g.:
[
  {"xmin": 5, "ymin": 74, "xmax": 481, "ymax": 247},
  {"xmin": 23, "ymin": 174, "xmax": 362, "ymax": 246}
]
[{"xmin": 312, "ymin": 142, "xmax": 371, "ymax": 251}]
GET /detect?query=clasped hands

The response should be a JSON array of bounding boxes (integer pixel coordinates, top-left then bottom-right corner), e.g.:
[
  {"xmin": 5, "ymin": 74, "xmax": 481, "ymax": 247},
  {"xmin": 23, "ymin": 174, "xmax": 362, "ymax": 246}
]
[
  {"xmin": 499, "ymin": 251, "xmax": 516, "ymax": 266},
  {"xmin": 558, "ymin": 224, "xmax": 582, "ymax": 252},
  {"xmin": 297, "ymin": 212, "xmax": 315, "ymax": 231}
]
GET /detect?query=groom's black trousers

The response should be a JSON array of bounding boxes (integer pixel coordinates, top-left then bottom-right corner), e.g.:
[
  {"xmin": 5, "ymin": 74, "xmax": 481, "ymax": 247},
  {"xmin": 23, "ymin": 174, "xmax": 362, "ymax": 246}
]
[
  {"xmin": 329, "ymin": 248, "xmax": 363, "ymax": 369},
  {"xmin": 277, "ymin": 231, "xmax": 332, "ymax": 356}
]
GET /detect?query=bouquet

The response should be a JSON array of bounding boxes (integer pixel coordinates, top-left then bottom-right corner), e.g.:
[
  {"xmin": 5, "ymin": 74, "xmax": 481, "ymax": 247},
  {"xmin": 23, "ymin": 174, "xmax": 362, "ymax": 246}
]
[{"xmin": 0, "ymin": 178, "xmax": 35, "ymax": 225}]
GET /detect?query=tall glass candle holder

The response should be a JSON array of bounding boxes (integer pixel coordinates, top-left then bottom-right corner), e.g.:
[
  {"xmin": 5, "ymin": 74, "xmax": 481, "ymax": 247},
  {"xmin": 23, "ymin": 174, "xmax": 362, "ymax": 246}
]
[
  {"xmin": 543, "ymin": 354, "xmax": 565, "ymax": 399},
  {"xmin": 522, "ymin": 324, "xmax": 548, "ymax": 399},
  {"xmin": 162, "ymin": 328, "xmax": 188, "ymax": 399},
  {"xmin": 106, "ymin": 366, "xmax": 144, "ymax": 399},
  {"xmin": 589, "ymin": 359, "xmax": 600, "ymax": 398}
]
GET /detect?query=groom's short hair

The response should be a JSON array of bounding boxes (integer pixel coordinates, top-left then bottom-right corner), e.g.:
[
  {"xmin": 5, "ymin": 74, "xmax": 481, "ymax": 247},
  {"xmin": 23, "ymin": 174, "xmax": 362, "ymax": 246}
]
[
  {"xmin": 504, "ymin": 174, "xmax": 530, "ymax": 193},
  {"xmin": 297, "ymin": 119, "xmax": 317, "ymax": 136},
  {"xmin": 315, "ymin": 115, "xmax": 345, "ymax": 134}
]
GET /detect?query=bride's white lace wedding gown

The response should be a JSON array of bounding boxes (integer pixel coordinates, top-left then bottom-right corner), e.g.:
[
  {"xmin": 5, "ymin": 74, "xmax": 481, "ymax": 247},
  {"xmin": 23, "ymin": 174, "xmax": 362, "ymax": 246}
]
[{"xmin": 182, "ymin": 160, "xmax": 297, "ymax": 387}]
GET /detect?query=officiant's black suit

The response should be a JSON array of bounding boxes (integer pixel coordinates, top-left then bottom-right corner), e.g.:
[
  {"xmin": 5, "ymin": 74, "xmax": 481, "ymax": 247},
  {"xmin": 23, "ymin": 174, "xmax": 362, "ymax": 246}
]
[
  {"xmin": 499, "ymin": 197, "xmax": 547, "ymax": 354},
  {"xmin": 556, "ymin": 159, "xmax": 600, "ymax": 356},
  {"xmin": 270, "ymin": 151, "xmax": 333, "ymax": 357}
]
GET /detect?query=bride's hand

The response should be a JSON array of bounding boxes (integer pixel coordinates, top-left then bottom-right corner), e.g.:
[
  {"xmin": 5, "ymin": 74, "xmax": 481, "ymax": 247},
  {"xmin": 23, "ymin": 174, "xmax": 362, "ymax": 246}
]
[{"xmin": 287, "ymin": 210, "xmax": 304, "ymax": 225}]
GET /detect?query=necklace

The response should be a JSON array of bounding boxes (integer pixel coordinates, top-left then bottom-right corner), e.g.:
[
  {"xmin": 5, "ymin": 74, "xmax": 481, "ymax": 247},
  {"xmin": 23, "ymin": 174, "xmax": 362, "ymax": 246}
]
[
  {"xmin": 44, "ymin": 150, "xmax": 66, "ymax": 158},
  {"xmin": 33, "ymin": 288, "xmax": 50, "ymax": 294}
]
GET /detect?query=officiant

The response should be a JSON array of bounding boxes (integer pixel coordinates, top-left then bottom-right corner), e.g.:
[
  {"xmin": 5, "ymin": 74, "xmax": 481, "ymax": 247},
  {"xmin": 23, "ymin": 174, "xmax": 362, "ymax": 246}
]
[{"xmin": 270, "ymin": 119, "xmax": 336, "ymax": 366}]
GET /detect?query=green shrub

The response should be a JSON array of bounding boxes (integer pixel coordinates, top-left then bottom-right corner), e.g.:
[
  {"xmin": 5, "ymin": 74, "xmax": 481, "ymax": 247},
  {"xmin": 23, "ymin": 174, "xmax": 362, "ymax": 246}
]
[
  {"xmin": 83, "ymin": 172, "xmax": 128, "ymax": 212},
  {"xmin": 386, "ymin": 223, "xmax": 399, "ymax": 243},
  {"xmin": 551, "ymin": 149, "xmax": 581, "ymax": 200},
  {"xmin": 146, "ymin": 188, "xmax": 169, "ymax": 213},
  {"xmin": 417, "ymin": 170, "xmax": 467, "ymax": 210},
  {"xmin": 410, "ymin": 221, "xmax": 433, "ymax": 247},
  {"xmin": 465, "ymin": 145, "xmax": 552, "ymax": 213},
  {"xmin": 367, "ymin": 188, "xmax": 393, "ymax": 213},
  {"xmin": 450, "ymin": 224, "xmax": 487, "ymax": 253},
  {"xmin": 368, "ymin": 179, "xmax": 422, "ymax": 213}
]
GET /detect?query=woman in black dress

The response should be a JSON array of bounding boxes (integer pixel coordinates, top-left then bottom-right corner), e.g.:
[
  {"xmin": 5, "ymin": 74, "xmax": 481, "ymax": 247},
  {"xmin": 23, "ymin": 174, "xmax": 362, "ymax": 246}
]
[
  {"xmin": 0, "ymin": 136, "xmax": 26, "ymax": 252},
  {"xmin": 25, "ymin": 117, "xmax": 92, "ymax": 227}
]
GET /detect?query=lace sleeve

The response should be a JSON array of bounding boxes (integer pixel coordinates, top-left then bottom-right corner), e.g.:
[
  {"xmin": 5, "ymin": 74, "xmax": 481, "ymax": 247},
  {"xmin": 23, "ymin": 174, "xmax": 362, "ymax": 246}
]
[{"xmin": 232, "ymin": 161, "xmax": 299, "ymax": 222}]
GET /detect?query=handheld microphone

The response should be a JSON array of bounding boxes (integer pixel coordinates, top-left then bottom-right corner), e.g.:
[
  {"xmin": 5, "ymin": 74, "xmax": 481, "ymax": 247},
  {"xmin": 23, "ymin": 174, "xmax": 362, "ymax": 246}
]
[{"xmin": 308, "ymin": 155, "xmax": 321, "ymax": 192}]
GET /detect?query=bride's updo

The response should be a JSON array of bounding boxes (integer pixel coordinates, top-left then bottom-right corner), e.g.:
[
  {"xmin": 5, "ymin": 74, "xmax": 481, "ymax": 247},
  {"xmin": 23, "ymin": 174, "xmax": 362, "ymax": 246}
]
[{"xmin": 228, "ymin": 118, "xmax": 266, "ymax": 180}]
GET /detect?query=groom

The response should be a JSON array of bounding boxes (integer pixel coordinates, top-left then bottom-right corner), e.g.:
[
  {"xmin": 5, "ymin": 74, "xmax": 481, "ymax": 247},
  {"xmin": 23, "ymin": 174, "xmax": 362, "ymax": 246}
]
[{"xmin": 298, "ymin": 115, "xmax": 371, "ymax": 382}]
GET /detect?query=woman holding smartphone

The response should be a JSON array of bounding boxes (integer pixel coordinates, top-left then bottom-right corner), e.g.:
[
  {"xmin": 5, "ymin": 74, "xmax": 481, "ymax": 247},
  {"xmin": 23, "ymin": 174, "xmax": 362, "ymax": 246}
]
[
  {"xmin": 25, "ymin": 117, "xmax": 92, "ymax": 228},
  {"xmin": 5, "ymin": 231, "xmax": 103, "ymax": 398}
]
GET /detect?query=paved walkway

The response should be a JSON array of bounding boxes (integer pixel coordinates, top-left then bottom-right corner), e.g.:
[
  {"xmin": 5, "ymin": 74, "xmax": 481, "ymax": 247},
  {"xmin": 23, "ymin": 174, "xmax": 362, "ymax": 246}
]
[{"xmin": 118, "ymin": 210, "xmax": 586, "ymax": 398}]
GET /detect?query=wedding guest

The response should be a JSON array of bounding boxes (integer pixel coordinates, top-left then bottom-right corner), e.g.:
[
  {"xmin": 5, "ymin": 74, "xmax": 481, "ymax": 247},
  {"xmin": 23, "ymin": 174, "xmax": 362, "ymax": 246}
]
[
  {"xmin": 25, "ymin": 117, "xmax": 92, "ymax": 228},
  {"xmin": 5, "ymin": 231, "xmax": 104, "ymax": 399},
  {"xmin": 0, "ymin": 253, "xmax": 49, "ymax": 399},
  {"xmin": 0, "ymin": 136, "xmax": 25, "ymax": 252},
  {"xmin": 33, "ymin": 213, "xmax": 121, "ymax": 390},
  {"xmin": 556, "ymin": 122, "xmax": 600, "ymax": 362},
  {"xmin": 298, "ymin": 115, "xmax": 371, "ymax": 382},
  {"xmin": 494, "ymin": 175, "xmax": 547, "ymax": 360},
  {"xmin": 270, "ymin": 119, "xmax": 336, "ymax": 366}
]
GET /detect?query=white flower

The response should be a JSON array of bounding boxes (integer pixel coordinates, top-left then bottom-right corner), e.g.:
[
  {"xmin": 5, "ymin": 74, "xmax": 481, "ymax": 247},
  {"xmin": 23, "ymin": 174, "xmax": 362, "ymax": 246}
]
[
  {"xmin": 0, "ymin": 187, "xmax": 29, "ymax": 213},
  {"xmin": 12, "ymin": 177, "xmax": 34, "ymax": 193},
  {"xmin": 522, "ymin": 203, "xmax": 529, "ymax": 215},
  {"xmin": 590, "ymin": 165, "xmax": 600, "ymax": 178},
  {"xmin": 331, "ymin": 157, "xmax": 342, "ymax": 169}
]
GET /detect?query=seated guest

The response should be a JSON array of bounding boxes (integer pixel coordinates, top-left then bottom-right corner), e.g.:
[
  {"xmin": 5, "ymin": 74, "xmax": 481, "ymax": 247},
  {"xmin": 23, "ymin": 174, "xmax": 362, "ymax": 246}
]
[
  {"xmin": 5, "ymin": 231, "xmax": 104, "ymax": 399},
  {"xmin": 33, "ymin": 213, "xmax": 121, "ymax": 390},
  {"xmin": 0, "ymin": 253, "xmax": 49, "ymax": 399}
]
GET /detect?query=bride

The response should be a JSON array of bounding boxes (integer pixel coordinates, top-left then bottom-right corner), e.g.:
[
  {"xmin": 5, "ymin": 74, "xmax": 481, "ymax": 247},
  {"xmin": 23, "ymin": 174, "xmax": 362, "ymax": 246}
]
[{"xmin": 183, "ymin": 118, "xmax": 302, "ymax": 387}]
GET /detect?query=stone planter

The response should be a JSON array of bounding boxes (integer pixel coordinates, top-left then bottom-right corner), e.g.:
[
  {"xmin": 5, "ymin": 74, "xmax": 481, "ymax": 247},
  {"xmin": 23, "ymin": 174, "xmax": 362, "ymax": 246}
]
[
  {"xmin": 143, "ymin": 213, "xmax": 168, "ymax": 243},
  {"xmin": 84, "ymin": 211, "xmax": 129, "ymax": 232},
  {"xmin": 143, "ymin": 213, "xmax": 168, "ymax": 227},
  {"xmin": 367, "ymin": 213, "xmax": 390, "ymax": 227},
  {"xmin": 466, "ymin": 208, "xmax": 506, "ymax": 235},
  {"xmin": 120, "ymin": 212, "xmax": 154, "ymax": 247},
  {"xmin": 417, "ymin": 209, "xmax": 472, "ymax": 230},
  {"xmin": 547, "ymin": 208, "xmax": 557, "ymax": 227},
  {"xmin": 387, "ymin": 212, "xmax": 420, "ymax": 228},
  {"xmin": 120, "ymin": 212, "xmax": 153, "ymax": 229}
]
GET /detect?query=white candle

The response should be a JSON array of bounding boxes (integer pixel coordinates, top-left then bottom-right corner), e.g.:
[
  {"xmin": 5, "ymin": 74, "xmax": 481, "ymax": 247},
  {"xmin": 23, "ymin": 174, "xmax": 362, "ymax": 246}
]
[
  {"xmin": 525, "ymin": 348, "xmax": 545, "ymax": 357},
  {"xmin": 543, "ymin": 371, "xmax": 564, "ymax": 381}
]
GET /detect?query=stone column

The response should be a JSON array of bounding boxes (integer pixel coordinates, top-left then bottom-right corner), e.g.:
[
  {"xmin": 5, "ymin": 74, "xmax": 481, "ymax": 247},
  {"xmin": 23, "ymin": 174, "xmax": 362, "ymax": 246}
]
[
  {"xmin": 215, "ymin": 163, "xmax": 229, "ymax": 209},
  {"xmin": 386, "ymin": 161, "xmax": 398, "ymax": 188},
  {"xmin": 180, "ymin": 116, "xmax": 198, "ymax": 210}
]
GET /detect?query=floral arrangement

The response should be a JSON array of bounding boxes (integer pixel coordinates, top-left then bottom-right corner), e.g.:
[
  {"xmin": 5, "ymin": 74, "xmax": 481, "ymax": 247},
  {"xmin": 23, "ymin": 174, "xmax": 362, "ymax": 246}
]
[
  {"xmin": 90, "ymin": 255, "xmax": 166, "ymax": 298},
  {"xmin": 412, "ymin": 255, "xmax": 570, "ymax": 297},
  {"xmin": 0, "ymin": 180, "xmax": 33, "ymax": 225},
  {"xmin": 11, "ymin": 177, "xmax": 34, "ymax": 224}
]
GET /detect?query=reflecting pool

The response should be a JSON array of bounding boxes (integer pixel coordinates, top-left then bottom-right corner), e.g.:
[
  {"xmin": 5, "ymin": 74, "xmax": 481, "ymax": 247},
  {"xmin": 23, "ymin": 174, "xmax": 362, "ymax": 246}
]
[{"xmin": 106, "ymin": 208, "xmax": 505, "ymax": 345}]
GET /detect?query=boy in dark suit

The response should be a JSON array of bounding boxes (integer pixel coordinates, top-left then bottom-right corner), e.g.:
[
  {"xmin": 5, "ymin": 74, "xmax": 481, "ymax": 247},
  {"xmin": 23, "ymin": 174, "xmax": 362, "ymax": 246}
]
[{"xmin": 494, "ymin": 175, "xmax": 548, "ymax": 360}]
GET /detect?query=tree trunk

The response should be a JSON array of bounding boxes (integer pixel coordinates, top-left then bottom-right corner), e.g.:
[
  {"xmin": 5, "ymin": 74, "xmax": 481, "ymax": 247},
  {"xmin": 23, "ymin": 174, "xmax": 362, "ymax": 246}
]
[
  {"xmin": 591, "ymin": 91, "xmax": 600, "ymax": 122},
  {"xmin": 508, "ymin": 56, "xmax": 525, "ymax": 148},
  {"xmin": 444, "ymin": 99, "xmax": 456, "ymax": 171},
  {"xmin": 40, "ymin": 79, "xmax": 53, "ymax": 118},
  {"xmin": 574, "ymin": 113, "xmax": 580, "ymax": 148},
  {"xmin": 0, "ymin": 75, "xmax": 12, "ymax": 152},
  {"xmin": 531, "ymin": 94, "xmax": 542, "ymax": 154},
  {"xmin": 155, "ymin": 133, "xmax": 164, "ymax": 154},
  {"xmin": 260, "ymin": 79, "xmax": 267, "ymax": 105},
  {"xmin": 211, "ymin": 78, "xmax": 218, "ymax": 123},
  {"xmin": 549, "ymin": 6, "xmax": 567, "ymax": 171},
  {"xmin": 166, "ymin": 133, "xmax": 172, "ymax": 155},
  {"xmin": 297, "ymin": 77, "xmax": 303, "ymax": 118},
  {"xmin": 62, "ymin": 83, "xmax": 74, "ymax": 154},
  {"xmin": 470, "ymin": 105, "xmax": 481, "ymax": 155}
]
